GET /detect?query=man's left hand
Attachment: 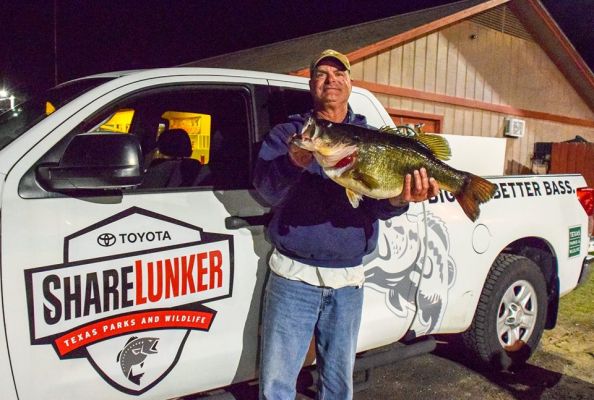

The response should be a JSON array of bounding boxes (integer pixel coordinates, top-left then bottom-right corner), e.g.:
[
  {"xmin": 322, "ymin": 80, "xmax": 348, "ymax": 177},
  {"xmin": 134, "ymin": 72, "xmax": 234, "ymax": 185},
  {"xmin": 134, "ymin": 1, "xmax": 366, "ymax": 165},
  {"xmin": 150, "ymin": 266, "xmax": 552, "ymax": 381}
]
[{"xmin": 389, "ymin": 168, "xmax": 440, "ymax": 207}]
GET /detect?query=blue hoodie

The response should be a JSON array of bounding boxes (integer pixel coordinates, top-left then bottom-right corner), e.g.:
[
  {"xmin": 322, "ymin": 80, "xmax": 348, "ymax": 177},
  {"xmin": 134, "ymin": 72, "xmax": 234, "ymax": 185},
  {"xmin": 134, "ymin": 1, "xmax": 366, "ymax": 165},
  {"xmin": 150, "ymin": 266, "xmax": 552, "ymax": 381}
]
[{"xmin": 253, "ymin": 110, "xmax": 407, "ymax": 268}]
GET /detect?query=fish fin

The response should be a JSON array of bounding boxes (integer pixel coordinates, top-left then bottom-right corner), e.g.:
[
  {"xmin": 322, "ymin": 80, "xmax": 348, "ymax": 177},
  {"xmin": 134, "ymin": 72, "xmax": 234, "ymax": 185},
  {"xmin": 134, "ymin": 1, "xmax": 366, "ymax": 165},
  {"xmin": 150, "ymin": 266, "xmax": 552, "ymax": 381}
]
[
  {"xmin": 128, "ymin": 370, "xmax": 144, "ymax": 386},
  {"xmin": 379, "ymin": 125, "xmax": 415, "ymax": 137},
  {"xmin": 352, "ymin": 170, "xmax": 380, "ymax": 190},
  {"xmin": 379, "ymin": 126, "xmax": 452, "ymax": 160},
  {"xmin": 125, "ymin": 336, "xmax": 138, "ymax": 345},
  {"xmin": 415, "ymin": 134, "xmax": 452, "ymax": 161},
  {"xmin": 346, "ymin": 189, "xmax": 363, "ymax": 208},
  {"xmin": 454, "ymin": 174, "xmax": 497, "ymax": 222}
]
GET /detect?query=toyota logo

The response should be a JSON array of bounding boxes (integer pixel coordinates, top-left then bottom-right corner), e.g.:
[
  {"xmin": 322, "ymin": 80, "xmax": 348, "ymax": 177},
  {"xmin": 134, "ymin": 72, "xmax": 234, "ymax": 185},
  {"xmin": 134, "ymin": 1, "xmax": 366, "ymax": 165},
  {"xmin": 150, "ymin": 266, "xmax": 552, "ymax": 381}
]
[{"xmin": 97, "ymin": 233, "xmax": 117, "ymax": 247}]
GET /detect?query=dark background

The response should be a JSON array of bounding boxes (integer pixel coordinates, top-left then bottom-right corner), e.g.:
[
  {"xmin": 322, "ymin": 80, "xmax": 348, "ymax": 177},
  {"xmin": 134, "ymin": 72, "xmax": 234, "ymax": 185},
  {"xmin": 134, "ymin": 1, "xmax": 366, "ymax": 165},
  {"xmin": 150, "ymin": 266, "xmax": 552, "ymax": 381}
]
[{"xmin": 1, "ymin": 0, "xmax": 592, "ymax": 99}]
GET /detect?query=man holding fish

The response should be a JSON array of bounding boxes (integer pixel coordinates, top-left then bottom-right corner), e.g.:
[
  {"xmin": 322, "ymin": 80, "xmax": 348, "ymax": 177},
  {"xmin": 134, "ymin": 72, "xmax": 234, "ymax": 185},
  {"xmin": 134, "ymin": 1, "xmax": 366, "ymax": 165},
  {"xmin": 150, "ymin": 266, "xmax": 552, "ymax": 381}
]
[{"xmin": 254, "ymin": 49, "xmax": 441, "ymax": 400}]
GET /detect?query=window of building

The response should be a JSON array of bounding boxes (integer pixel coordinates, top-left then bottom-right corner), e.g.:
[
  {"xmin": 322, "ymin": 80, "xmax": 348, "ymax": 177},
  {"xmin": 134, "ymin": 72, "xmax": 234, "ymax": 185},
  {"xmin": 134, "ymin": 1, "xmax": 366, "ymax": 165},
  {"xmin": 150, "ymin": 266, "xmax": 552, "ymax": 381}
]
[{"xmin": 387, "ymin": 109, "xmax": 443, "ymax": 134}]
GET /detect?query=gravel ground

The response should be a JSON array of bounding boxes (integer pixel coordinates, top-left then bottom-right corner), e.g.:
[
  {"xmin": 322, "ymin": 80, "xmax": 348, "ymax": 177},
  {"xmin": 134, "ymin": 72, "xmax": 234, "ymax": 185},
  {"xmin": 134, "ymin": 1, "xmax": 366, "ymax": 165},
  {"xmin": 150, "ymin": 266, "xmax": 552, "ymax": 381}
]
[
  {"xmin": 351, "ymin": 332, "xmax": 594, "ymax": 400},
  {"xmin": 200, "ymin": 330, "xmax": 594, "ymax": 400}
]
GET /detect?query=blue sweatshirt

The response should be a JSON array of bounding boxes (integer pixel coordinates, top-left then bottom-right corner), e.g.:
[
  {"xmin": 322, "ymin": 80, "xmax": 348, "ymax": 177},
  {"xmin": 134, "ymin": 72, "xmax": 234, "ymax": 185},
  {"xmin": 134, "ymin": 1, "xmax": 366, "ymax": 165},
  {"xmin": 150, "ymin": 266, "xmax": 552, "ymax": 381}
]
[{"xmin": 253, "ymin": 110, "xmax": 407, "ymax": 268}]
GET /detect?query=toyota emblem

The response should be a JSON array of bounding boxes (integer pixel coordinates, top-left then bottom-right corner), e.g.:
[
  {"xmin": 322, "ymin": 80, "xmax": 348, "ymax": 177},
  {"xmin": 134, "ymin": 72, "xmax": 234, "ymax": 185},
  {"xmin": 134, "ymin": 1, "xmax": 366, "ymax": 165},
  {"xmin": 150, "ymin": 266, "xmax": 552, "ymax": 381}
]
[{"xmin": 97, "ymin": 233, "xmax": 117, "ymax": 247}]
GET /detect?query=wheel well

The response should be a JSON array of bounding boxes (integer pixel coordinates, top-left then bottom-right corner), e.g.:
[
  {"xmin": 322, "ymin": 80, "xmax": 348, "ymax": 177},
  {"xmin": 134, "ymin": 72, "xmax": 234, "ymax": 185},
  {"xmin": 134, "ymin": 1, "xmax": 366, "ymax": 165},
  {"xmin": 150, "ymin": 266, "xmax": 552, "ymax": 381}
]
[{"xmin": 501, "ymin": 237, "xmax": 559, "ymax": 329}]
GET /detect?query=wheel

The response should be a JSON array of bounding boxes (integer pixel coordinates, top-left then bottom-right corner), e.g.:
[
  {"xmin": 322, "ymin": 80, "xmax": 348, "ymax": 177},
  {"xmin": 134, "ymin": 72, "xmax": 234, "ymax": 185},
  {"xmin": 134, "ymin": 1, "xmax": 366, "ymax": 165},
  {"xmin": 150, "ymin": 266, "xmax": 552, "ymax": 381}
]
[{"xmin": 462, "ymin": 253, "xmax": 548, "ymax": 370}]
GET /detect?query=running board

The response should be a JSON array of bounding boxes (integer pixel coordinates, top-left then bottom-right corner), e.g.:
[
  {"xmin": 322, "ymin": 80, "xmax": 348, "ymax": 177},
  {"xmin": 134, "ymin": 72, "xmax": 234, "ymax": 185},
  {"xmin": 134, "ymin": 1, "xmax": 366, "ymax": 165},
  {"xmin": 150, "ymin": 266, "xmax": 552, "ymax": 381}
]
[
  {"xmin": 193, "ymin": 337, "xmax": 437, "ymax": 399},
  {"xmin": 353, "ymin": 336, "xmax": 437, "ymax": 392},
  {"xmin": 355, "ymin": 336, "xmax": 437, "ymax": 372}
]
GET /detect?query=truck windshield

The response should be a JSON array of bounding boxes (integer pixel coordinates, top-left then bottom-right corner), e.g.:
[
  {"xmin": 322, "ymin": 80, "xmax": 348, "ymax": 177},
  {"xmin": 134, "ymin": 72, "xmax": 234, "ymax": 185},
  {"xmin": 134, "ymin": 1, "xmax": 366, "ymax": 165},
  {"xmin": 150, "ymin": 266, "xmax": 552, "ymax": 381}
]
[{"xmin": 0, "ymin": 77, "xmax": 114, "ymax": 151}]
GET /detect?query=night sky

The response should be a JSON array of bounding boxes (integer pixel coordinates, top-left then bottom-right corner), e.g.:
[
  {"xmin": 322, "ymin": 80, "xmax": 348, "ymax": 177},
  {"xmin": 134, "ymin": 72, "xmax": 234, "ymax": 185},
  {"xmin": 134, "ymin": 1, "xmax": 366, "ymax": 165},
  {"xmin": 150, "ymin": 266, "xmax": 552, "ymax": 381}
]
[{"xmin": 1, "ymin": 0, "xmax": 593, "ymax": 99}]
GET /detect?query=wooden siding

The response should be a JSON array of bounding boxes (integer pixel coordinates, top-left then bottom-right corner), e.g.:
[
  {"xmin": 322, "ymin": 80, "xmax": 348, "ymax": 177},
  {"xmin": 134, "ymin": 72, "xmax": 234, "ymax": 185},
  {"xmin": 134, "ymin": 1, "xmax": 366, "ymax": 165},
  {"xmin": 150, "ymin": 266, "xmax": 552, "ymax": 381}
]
[
  {"xmin": 550, "ymin": 143, "xmax": 594, "ymax": 188},
  {"xmin": 349, "ymin": 18, "xmax": 594, "ymax": 175},
  {"xmin": 471, "ymin": 4, "xmax": 534, "ymax": 41}
]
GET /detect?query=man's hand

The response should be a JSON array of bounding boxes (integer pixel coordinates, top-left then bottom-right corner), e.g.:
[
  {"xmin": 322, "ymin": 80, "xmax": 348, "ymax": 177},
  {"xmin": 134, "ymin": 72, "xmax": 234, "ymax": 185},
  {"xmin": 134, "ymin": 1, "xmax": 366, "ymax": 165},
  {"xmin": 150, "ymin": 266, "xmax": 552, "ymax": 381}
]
[
  {"xmin": 288, "ymin": 143, "xmax": 313, "ymax": 169},
  {"xmin": 389, "ymin": 168, "xmax": 440, "ymax": 207}
]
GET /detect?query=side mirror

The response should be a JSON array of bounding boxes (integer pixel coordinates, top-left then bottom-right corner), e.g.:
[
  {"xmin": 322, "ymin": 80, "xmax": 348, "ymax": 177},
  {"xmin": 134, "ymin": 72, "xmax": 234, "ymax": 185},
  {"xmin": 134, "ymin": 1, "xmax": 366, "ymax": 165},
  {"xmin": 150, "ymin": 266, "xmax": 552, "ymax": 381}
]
[{"xmin": 37, "ymin": 132, "xmax": 144, "ymax": 191}]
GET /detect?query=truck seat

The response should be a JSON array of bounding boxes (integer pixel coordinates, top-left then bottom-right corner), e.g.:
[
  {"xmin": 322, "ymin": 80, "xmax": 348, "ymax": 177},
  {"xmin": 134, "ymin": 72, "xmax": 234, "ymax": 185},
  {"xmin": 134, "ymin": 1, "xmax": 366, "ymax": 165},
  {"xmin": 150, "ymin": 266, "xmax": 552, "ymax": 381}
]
[{"xmin": 140, "ymin": 129, "xmax": 203, "ymax": 188}]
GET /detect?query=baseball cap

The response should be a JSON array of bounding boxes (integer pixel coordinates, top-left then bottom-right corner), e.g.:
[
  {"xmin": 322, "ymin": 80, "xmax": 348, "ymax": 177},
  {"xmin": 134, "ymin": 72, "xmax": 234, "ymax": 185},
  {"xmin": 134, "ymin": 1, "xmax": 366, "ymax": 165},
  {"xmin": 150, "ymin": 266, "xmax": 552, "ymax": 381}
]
[{"xmin": 310, "ymin": 49, "xmax": 351, "ymax": 74}]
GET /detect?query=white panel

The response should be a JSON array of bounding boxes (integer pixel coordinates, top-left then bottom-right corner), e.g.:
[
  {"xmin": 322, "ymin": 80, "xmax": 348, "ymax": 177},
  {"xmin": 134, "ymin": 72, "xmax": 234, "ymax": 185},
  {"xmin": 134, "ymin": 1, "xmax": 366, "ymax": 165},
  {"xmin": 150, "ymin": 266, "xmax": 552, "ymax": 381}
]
[{"xmin": 441, "ymin": 133, "xmax": 506, "ymax": 175}]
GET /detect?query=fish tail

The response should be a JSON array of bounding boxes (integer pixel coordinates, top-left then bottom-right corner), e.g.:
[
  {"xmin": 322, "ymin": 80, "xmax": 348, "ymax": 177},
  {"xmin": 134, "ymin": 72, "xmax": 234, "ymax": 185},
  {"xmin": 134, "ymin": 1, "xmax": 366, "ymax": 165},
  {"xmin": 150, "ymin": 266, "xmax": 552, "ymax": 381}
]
[{"xmin": 454, "ymin": 174, "xmax": 497, "ymax": 222}]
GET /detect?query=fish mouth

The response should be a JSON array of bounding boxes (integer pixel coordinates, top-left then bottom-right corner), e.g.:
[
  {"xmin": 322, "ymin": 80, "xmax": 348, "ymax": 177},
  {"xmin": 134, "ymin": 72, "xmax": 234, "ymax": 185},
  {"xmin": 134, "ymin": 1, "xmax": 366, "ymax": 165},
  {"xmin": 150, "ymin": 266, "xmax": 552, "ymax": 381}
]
[
  {"xmin": 292, "ymin": 128, "xmax": 358, "ymax": 169},
  {"xmin": 148, "ymin": 340, "xmax": 159, "ymax": 353},
  {"xmin": 290, "ymin": 134, "xmax": 315, "ymax": 151}
]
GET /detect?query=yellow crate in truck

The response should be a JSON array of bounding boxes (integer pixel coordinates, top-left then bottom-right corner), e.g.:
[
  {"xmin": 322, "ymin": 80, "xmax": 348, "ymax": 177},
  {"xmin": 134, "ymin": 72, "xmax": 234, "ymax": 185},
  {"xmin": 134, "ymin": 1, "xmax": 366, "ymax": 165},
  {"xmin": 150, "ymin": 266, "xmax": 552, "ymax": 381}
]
[
  {"xmin": 99, "ymin": 109, "xmax": 135, "ymax": 133},
  {"xmin": 161, "ymin": 111, "xmax": 212, "ymax": 164}
]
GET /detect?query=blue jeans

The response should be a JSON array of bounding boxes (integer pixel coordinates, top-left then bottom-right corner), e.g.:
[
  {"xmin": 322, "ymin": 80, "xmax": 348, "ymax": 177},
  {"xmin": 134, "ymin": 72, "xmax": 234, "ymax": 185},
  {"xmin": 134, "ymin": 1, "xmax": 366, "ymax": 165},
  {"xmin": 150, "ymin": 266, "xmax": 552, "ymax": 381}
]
[{"xmin": 259, "ymin": 272, "xmax": 364, "ymax": 400}]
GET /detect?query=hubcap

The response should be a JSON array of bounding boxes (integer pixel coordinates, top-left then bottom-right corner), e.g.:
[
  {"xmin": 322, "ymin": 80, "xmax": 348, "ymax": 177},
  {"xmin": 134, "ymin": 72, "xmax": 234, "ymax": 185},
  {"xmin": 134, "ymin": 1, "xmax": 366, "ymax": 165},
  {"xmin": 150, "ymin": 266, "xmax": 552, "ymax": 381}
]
[{"xmin": 496, "ymin": 279, "xmax": 538, "ymax": 349}]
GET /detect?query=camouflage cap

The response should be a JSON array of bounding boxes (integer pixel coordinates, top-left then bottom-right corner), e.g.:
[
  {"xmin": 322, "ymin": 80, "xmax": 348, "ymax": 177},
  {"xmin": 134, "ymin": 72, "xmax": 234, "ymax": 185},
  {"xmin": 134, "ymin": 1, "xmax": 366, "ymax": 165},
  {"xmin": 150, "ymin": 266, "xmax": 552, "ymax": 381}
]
[{"xmin": 310, "ymin": 49, "xmax": 351, "ymax": 74}]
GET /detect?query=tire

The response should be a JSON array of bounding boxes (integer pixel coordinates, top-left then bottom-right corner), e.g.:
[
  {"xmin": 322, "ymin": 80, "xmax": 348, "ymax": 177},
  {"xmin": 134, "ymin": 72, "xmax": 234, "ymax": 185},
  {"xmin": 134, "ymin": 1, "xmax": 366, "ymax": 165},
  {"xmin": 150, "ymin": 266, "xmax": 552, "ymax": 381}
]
[{"xmin": 462, "ymin": 253, "xmax": 548, "ymax": 370}]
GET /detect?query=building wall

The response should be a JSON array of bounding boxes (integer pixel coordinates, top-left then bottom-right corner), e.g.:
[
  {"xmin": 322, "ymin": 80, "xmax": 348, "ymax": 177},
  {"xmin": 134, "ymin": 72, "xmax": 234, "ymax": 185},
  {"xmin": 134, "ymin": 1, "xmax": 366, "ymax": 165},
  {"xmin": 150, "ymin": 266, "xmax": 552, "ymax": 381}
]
[{"xmin": 350, "ymin": 18, "xmax": 594, "ymax": 175}]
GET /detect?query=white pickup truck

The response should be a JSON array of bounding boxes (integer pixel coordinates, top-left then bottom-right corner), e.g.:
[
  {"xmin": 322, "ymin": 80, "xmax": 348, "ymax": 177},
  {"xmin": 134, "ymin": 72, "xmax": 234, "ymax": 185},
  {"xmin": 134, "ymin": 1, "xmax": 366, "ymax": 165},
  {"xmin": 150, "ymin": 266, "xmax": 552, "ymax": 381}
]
[{"xmin": 0, "ymin": 68, "xmax": 592, "ymax": 400}]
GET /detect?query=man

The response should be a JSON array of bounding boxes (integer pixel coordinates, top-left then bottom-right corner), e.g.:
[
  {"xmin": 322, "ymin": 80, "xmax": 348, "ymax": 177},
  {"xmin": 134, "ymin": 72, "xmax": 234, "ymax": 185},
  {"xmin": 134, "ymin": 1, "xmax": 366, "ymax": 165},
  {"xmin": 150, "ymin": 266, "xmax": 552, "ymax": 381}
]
[{"xmin": 253, "ymin": 49, "xmax": 439, "ymax": 399}]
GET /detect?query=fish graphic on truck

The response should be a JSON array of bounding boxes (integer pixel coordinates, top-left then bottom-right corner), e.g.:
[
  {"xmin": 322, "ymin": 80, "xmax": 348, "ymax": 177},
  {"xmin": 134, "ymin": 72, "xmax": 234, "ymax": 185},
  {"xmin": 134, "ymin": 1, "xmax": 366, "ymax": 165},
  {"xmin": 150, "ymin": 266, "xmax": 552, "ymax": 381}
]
[
  {"xmin": 23, "ymin": 207, "xmax": 234, "ymax": 394},
  {"xmin": 117, "ymin": 336, "xmax": 159, "ymax": 385}
]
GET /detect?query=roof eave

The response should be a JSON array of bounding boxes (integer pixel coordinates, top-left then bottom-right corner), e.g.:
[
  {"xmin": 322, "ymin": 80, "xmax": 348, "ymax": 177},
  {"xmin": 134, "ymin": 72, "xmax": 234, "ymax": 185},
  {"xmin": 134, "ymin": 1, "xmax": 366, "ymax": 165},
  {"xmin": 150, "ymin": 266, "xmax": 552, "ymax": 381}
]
[
  {"xmin": 291, "ymin": 0, "xmax": 511, "ymax": 76},
  {"xmin": 291, "ymin": 0, "xmax": 594, "ymax": 114}
]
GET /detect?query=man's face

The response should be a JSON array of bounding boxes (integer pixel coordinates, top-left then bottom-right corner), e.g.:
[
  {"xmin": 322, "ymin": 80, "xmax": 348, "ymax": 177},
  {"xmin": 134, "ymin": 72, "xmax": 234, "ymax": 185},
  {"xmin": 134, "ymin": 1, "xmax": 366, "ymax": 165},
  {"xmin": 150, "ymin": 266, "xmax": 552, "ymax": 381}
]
[{"xmin": 309, "ymin": 58, "xmax": 352, "ymax": 109}]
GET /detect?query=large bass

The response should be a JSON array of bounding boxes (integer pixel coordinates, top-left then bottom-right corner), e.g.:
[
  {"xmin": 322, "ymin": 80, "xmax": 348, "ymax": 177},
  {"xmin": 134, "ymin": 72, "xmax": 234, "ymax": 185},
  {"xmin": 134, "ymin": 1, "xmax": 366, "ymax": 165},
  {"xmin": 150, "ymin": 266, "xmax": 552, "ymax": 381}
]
[{"xmin": 291, "ymin": 117, "xmax": 497, "ymax": 222}]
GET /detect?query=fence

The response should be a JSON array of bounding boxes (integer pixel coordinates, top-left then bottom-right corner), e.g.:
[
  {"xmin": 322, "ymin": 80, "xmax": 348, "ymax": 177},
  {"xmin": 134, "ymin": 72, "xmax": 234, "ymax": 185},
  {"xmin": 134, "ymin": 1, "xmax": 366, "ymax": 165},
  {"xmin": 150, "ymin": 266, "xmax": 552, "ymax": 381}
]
[{"xmin": 549, "ymin": 143, "xmax": 594, "ymax": 188}]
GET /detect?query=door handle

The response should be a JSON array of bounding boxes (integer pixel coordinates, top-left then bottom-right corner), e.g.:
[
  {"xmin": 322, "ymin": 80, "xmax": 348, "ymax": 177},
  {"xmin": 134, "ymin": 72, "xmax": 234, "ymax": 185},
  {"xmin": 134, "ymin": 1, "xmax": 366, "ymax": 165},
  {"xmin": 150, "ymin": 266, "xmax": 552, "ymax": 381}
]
[{"xmin": 225, "ymin": 213, "xmax": 272, "ymax": 229}]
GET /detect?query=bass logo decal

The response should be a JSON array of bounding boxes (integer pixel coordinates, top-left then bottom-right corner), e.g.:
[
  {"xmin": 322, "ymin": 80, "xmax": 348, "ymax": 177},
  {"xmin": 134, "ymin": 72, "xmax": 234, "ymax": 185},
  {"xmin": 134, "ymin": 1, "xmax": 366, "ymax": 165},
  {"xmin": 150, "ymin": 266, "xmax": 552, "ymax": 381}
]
[
  {"xmin": 365, "ymin": 211, "xmax": 456, "ymax": 337},
  {"xmin": 117, "ymin": 336, "xmax": 159, "ymax": 385},
  {"xmin": 24, "ymin": 207, "xmax": 234, "ymax": 395}
]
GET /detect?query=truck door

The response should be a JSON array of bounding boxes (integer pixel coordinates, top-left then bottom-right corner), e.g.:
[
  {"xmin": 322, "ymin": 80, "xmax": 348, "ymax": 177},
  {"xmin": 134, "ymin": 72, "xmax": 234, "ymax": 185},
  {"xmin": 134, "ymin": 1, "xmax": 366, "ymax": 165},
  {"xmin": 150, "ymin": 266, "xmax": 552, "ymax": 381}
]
[{"xmin": 1, "ymin": 77, "xmax": 271, "ymax": 399}]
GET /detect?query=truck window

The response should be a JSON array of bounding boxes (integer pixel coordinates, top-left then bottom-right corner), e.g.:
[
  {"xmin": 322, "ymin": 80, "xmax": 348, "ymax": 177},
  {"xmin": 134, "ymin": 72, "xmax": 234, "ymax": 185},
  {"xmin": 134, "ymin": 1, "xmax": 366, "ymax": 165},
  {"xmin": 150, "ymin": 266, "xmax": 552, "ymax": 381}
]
[
  {"xmin": 0, "ymin": 78, "xmax": 114, "ymax": 151},
  {"xmin": 102, "ymin": 86, "xmax": 250, "ymax": 190},
  {"xmin": 266, "ymin": 87, "xmax": 312, "ymax": 128},
  {"xmin": 282, "ymin": 88, "xmax": 313, "ymax": 117},
  {"xmin": 21, "ymin": 85, "xmax": 253, "ymax": 198}
]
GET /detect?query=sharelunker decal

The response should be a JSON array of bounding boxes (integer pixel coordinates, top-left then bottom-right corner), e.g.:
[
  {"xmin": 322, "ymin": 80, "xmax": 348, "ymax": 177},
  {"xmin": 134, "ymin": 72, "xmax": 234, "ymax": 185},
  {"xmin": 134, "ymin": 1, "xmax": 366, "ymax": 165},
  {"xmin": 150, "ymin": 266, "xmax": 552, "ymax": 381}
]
[{"xmin": 24, "ymin": 207, "xmax": 234, "ymax": 395}]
